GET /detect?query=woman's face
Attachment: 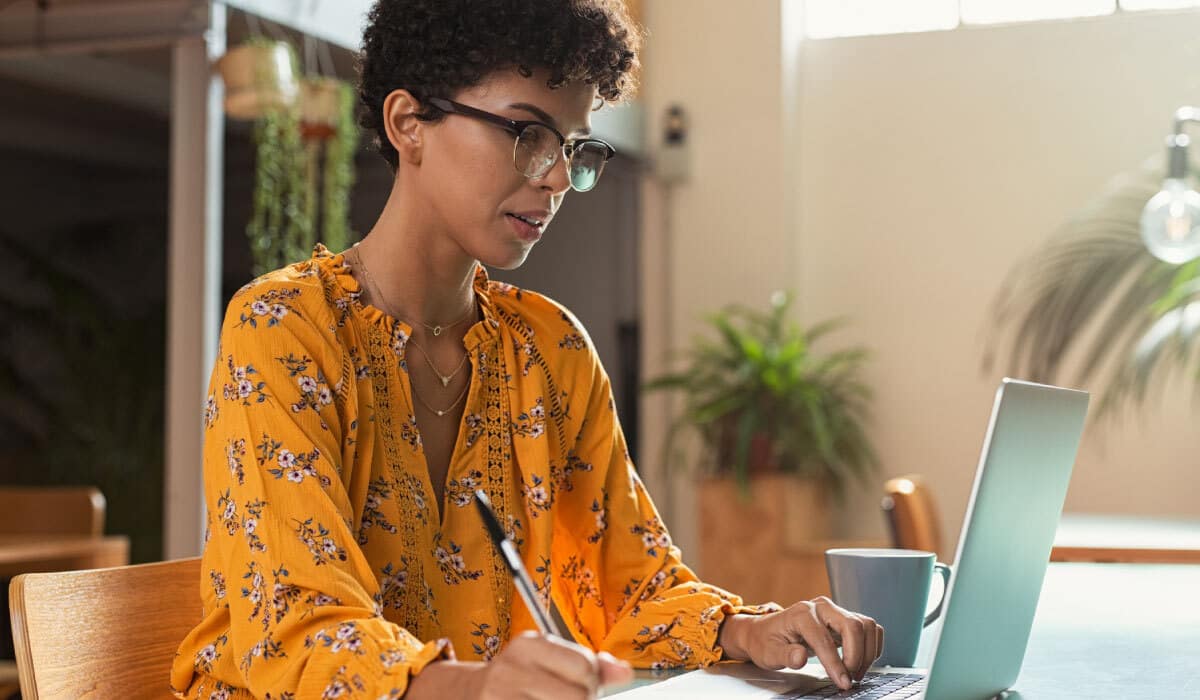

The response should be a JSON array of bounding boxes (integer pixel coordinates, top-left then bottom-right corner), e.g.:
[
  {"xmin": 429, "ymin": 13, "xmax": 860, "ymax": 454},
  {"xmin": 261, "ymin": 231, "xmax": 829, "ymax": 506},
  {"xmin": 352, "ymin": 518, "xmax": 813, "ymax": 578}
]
[{"xmin": 411, "ymin": 68, "xmax": 598, "ymax": 270}]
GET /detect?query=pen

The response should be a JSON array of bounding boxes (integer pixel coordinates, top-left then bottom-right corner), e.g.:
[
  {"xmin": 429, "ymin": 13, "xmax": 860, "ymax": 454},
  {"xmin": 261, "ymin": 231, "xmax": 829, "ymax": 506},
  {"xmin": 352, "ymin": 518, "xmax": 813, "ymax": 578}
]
[{"xmin": 474, "ymin": 488, "xmax": 568, "ymax": 639}]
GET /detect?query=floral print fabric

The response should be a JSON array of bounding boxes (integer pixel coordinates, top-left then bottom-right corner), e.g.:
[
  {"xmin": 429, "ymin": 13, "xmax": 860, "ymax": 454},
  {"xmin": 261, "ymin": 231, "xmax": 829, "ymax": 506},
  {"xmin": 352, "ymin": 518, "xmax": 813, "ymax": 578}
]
[{"xmin": 171, "ymin": 245, "xmax": 776, "ymax": 699}]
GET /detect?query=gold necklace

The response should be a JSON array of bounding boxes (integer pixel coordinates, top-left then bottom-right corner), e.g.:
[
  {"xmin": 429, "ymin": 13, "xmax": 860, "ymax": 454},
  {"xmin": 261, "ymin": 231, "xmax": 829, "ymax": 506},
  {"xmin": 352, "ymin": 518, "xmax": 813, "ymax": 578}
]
[
  {"xmin": 351, "ymin": 247, "xmax": 471, "ymax": 417},
  {"xmin": 410, "ymin": 373, "xmax": 471, "ymax": 417},
  {"xmin": 408, "ymin": 339, "xmax": 469, "ymax": 387},
  {"xmin": 353, "ymin": 246, "xmax": 475, "ymax": 336}
]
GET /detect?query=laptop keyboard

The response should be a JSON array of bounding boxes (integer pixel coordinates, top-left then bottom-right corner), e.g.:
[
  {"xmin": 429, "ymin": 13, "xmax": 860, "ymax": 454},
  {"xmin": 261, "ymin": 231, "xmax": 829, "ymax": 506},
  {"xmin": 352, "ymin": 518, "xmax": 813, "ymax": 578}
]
[{"xmin": 772, "ymin": 672, "xmax": 926, "ymax": 699}]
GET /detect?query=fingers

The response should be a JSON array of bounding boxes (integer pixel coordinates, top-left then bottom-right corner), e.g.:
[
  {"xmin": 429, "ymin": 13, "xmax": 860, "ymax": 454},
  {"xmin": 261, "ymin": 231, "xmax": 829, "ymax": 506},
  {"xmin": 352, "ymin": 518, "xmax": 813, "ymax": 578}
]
[
  {"xmin": 856, "ymin": 616, "xmax": 882, "ymax": 679},
  {"xmin": 597, "ymin": 651, "xmax": 634, "ymax": 686},
  {"xmin": 785, "ymin": 643, "xmax": 812, "ymax": 669},
  {"xmin": 506, "ymin": 632, "xmax": 599, "ymax": 694},
  {"xmin": 858, "ymin": 616, "xmax": 883, "ymax": 676},
  {"xmin": 753, "ymin": 639, "xmax": 812, "ymax": 671},
  {"xmin": 487, "ymin": 633, "xmax": 638, "ymax": 700},
  {"xmin": 789, "ymin": 600, "xmax": 853, "ymax": 690},
  {"xmin": 816, "ymin": 598, "xmax": 867, "ymax": 683},
  {"xmin": 812, "ymin": 600, "xmax": 884, "ymax": 682},
  {"xmin": 518, "ymin": 672, "xmax": 593, "ymax": 700},
  {"xmin": 876, "ymin": 622, "xmax": 885, "ymax": 666}
]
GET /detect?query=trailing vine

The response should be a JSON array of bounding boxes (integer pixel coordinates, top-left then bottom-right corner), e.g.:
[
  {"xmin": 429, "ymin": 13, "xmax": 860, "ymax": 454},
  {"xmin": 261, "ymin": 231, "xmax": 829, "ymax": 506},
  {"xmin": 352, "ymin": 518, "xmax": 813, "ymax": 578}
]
[
  {"xmin": 322, "ymin": 80, "xmax": 359, "ymax": 254},
  {"xmin": 240, "ymin": 39, "xmax": 358, "ymax": 277}
]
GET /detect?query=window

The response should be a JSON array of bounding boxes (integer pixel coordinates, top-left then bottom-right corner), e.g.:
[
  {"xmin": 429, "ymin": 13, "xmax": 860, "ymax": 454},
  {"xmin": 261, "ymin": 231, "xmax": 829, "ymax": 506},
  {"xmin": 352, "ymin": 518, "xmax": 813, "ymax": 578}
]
[
  {"xmin": 803, "ymin": 0, "xmax": 958, "ymax": 39},
  {"xmin": 1119, "ymin": 0, "xmax": 1200, "ymax": 9},
  {"xmin": 802, "ymin": 0, "xmax": 1200, "ymax": 39},
  {"xmin": 959, "ymin": 0, "xmax": 1115, "ymax": 24}
]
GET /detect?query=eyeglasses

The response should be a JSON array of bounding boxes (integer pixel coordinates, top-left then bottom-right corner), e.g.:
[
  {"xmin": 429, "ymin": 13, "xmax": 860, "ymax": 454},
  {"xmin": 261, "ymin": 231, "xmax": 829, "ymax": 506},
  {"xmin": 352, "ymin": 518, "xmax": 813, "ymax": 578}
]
[{"xmin": 426, "ymin": 97, "xmax": 616, "ymax": 193}]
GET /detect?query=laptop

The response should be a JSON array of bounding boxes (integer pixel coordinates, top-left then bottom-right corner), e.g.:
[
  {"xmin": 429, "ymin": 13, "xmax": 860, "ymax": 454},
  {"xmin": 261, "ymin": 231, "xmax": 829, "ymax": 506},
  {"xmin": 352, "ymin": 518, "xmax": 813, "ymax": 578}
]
[{"xmin": 613, "ymin": 378, "xmax": 1089, "ymax": 700}]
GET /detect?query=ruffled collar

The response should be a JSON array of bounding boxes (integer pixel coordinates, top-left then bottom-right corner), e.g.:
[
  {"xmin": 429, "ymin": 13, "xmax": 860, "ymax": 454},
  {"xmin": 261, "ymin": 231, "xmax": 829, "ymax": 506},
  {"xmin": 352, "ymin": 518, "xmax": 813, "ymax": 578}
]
[{"xmin": 313, "ymin": 243, "xmax": 500, "ymax": 347}]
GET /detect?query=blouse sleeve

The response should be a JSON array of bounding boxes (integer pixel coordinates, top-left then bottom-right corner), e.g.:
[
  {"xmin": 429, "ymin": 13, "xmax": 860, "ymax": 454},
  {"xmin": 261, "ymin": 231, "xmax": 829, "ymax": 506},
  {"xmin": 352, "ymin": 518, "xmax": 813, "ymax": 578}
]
[
  {"xmin": 178, "ymin": 280, "xmax": 449, "ymax": 698},
  {"xmin": 548, "ymin": 337, "xmax": 781, "ymax": 670}
]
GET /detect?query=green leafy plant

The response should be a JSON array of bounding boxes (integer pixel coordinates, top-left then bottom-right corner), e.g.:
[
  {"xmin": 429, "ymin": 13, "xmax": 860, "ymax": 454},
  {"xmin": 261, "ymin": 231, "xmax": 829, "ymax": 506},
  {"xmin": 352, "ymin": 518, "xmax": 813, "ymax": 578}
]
[
  {"xmin": 646, "ymin": 292, "xmax": 877, "ymax": 498},
  {"xmin": 244, "ymin": 38, "xmax": 306, "ymax": 276},
  {"xmin": 986, "ymin": 156, "xmax": 1200, "ymax": 419},
  {"xmin": 247, "ymin": 101, "xmax": 306, "ymax": 276},
  {"xmin": 321, "ymin": 79, "xmax": 360, "ymax": 254},
  {"xmin": 240, "ymin": 40, "xmax": 359, "ymax": 277}
]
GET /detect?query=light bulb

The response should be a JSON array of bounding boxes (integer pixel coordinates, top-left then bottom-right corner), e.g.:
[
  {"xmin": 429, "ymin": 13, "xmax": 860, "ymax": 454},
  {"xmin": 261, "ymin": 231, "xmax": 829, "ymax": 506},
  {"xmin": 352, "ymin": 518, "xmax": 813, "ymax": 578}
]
[{"xmin": 1140, "ymin": 178, "xmax": 1200, "ymax": 264}]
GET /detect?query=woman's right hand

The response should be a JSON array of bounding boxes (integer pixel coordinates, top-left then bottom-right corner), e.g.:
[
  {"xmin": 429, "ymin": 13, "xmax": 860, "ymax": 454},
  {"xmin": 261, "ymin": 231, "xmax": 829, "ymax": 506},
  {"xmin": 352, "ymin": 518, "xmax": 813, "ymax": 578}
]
[
  {"xmin": 478, "ymin": 632, "xmax": 634, "ymax": 700},
  {"xmin": 407, "ymin": 632, "xmax": 634, "ymax": 700}
]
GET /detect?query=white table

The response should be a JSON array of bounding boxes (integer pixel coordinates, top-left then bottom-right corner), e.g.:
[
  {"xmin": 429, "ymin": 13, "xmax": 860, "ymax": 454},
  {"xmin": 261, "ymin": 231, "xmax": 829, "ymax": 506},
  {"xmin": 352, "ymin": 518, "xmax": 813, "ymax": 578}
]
[
  {"xmin": 1051, "ymin": 513, "xmax": 1200, "ymax": 563},
  {"xmin": 911, "ymin": 562, "xmax": 1200, "ymax": 697},
  {"xmin": 607, "ymin": 563, "xmax": 1200, "ymax": 697}
]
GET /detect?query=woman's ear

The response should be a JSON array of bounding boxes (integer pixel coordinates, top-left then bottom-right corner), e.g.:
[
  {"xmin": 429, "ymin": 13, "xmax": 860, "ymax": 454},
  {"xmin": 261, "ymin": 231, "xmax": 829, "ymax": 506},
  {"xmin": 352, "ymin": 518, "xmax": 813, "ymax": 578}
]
[{"xmin": 382, "ymin": 89, "xmax": 424, "ymax": 166}]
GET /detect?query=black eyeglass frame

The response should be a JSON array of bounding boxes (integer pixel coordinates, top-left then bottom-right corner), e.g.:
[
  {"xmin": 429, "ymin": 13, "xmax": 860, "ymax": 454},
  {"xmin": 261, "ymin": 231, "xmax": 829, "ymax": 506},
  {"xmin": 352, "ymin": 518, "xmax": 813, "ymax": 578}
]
[{"xmin": 426, "ymin": 97, "xmax": 616, "ymax": 190}]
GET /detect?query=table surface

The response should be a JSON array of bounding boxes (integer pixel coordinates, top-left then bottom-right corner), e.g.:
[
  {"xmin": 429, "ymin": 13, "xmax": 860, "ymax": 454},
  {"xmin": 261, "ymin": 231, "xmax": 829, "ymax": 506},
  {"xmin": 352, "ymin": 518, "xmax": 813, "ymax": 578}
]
[
  {"xmin": 1054, "ymin": 512, "xmax": 1200, "ymax": 549},
  {"xmin": 0, "ymin": 534, "xmax": 128, "ymax": 565},
  {"xmin": 606, "ymin": 562, "xmax": 1200, "ymax": 698},
  {"xmin": 1001, "ymin": 563, "xmax": 1200, "ymax": 697},
  {"xmin": 0, "ymin": 534, "xmax": 130, "ymax": 580}
]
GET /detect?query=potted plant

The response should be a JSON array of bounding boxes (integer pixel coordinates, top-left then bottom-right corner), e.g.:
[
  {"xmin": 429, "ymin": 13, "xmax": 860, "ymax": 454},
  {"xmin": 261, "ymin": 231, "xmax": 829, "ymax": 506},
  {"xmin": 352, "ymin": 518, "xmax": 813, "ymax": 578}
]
[
  {"xmin": 245, "ymin": 97, "xmax": 308, "ymax": 276},
  {"xmin": 646, "ymin": 291, "xmax": 877, "ymax": 591},
  {"xmin": 301, "ymin": 76, "xmax": 359, "ymax": 257},
  {"xmin": 216, "ymin": 37, "xmax": 300, "ymax": 121},
  {"xmin": 222, "ymin": 38, "xmax": 359, "ymax": 276}
]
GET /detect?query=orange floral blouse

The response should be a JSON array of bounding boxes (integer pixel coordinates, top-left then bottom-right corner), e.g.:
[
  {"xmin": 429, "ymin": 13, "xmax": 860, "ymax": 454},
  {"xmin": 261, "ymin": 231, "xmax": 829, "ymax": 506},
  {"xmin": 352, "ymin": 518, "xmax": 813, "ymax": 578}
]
[{"xmin": 171, "ymin": 245, "xmax": 776, "ymax": 699}]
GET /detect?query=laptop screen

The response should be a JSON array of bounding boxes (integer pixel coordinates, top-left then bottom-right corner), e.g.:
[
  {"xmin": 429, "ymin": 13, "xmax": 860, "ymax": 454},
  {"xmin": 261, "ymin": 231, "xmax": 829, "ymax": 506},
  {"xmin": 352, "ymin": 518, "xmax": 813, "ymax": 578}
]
[{"xmin": 923, "ymin": 379, "xmax": 1088, "ymax": 700}]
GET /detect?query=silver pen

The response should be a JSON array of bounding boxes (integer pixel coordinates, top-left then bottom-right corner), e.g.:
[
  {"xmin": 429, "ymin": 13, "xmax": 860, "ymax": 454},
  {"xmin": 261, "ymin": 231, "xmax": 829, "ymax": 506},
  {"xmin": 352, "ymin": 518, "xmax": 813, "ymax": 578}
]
[{"xmin": 473, "ymin": 488, "xmax": 568, "ymax": 638}]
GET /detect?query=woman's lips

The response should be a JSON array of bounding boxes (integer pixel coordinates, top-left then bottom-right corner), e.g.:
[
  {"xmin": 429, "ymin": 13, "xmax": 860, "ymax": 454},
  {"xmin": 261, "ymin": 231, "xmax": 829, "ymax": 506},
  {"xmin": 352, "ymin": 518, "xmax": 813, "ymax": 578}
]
[{"xmin": 506, "ymin": 213, "xmax": 543, "ymax": 242}]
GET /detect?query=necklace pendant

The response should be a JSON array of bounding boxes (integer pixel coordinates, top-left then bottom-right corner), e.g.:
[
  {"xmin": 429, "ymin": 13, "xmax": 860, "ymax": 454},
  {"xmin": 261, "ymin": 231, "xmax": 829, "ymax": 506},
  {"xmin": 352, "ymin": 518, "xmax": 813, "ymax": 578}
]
[
  {"xmin": 432, "ymin": 326, "xmax": 443, "ymax": 336},
  {"xmin": 440, "ymin": 375, "xmax": 451, "ymax": 386},
  {"xmin": 436, "ymin": 409, "xmax": 445, "ymax": 416}
]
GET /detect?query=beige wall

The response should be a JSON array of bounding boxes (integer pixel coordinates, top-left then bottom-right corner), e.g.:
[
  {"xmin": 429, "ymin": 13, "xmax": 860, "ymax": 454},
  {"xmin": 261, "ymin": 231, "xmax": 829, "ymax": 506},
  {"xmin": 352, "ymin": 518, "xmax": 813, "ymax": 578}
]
[
  {"xmin": 639, "ymin": 0, "xmax": 792, "ymax": 558},
  {"xmin": 641, "ymin": 3, "xmax": 1200, "ymax": 564}
]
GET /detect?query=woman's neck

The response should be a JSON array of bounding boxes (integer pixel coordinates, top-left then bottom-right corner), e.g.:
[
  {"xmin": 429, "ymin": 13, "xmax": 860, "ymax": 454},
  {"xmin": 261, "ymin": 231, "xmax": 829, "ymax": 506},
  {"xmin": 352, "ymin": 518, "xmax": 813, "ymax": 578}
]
[{"xmin": 356, "ymin": 184, "xmax": 479, "ymax": 329}]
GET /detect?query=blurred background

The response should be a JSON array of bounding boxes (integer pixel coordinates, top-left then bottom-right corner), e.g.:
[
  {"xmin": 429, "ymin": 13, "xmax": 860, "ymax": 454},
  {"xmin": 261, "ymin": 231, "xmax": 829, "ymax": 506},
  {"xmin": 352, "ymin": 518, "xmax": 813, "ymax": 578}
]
[{"xmin": 1, "ymin": 0, "xmax": 1198, "ymax": 614}]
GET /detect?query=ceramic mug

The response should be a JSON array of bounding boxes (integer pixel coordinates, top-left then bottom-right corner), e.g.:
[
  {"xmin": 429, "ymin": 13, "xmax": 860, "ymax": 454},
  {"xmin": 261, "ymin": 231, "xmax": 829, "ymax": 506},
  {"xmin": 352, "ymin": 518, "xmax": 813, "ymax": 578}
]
[{"xmin": 825, "ymin": 548, "xmax": 951, "ymax": 667}]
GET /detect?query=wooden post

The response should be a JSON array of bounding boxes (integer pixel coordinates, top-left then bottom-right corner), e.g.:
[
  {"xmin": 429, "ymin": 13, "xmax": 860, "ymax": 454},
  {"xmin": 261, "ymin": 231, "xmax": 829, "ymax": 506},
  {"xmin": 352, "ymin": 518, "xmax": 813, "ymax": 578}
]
[{"xmin": 164, "ymin": 2, "xmax": 225, "ymax": 559}]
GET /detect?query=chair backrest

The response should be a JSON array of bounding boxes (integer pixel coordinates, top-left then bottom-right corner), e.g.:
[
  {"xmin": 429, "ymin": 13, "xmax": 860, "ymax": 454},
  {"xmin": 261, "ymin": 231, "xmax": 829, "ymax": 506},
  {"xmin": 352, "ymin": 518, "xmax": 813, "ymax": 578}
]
[
  {"xmin": 9, "ymin": 557, "xmax": 202, "ymax": 699},
  {"xmin": 0, "ymin": 487, "xmax": 106, "ymax": 536},
  {"xmin": 881, "ymin": 474, "xmax": 943, "ymax": 557}
]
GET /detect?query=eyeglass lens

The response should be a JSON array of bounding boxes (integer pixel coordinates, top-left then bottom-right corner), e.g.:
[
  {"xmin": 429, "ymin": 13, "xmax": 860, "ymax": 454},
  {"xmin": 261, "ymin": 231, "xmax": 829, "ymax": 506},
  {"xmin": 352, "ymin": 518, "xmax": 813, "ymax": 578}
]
[{"xmin": 513, "ymin": 124, "xmax": 608, "ymax": 192}]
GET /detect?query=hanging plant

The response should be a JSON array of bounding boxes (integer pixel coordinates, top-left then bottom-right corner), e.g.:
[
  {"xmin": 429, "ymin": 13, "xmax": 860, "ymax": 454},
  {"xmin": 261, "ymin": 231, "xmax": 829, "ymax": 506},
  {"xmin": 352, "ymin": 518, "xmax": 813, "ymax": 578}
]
[
  {"xmin": 281, "ymin": 94, "xmax": 313, "ymax": 269},
  {"xmin": 221, "ymin": 37, "xmax": 306, "ymax": 277},
  {"xmin": 216, "ymin": 37, "xmax": 299, "ymax": 120},
  {"xmin": 221, "ymin": 37, "xmax": 358, "ymax": 277},
  {"xmin": 321, "ymin": 80, "xmax": 360, "ymax": 253},
  {"xmin": 297, "ymin": 76, "xmax": 359, "ymax": 257},
  {"xmin": 246, "ymin": 99, "xmax": 306, "ymax": 277}
]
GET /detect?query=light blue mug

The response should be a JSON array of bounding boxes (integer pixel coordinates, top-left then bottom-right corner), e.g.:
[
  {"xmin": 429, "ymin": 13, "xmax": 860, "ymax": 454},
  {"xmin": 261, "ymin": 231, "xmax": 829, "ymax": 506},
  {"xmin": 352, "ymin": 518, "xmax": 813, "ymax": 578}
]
[{"xmin": 824, "ymin": 548, "xmax": 951, "ymax": 668}]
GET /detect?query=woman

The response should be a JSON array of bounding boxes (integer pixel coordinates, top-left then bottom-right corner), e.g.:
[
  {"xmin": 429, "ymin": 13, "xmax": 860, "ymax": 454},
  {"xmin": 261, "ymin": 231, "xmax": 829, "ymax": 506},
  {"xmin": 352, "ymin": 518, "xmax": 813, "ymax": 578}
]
[{"xmin": 172, "ymin": 1, "xmax": 883, "ymax": 698}]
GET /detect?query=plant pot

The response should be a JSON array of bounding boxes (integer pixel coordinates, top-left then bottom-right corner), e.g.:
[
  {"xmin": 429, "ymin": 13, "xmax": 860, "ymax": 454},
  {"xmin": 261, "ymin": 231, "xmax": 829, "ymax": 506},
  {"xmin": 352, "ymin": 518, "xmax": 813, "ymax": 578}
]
[
  {"xmin": 299, "ymin": 77, "xmax": 342, "ymax": 141},
  {"xmin": 216, "ymin": 41, "xmax": 299, "ymax": 120},
  {"xmin": 713, "ymin": 418, "xmax": 780, "ymax": 473},
  {"xmin": 697, "ymin": 473, "xmax": 832, "ymax": 604}
]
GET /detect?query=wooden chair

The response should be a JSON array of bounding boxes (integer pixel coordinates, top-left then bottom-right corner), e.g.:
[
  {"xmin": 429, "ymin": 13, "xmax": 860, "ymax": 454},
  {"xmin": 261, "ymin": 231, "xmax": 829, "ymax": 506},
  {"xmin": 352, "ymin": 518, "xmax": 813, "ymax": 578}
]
[
  {"xmin": 0, "ymin": 487, "xmax": 106, "ymax": 536},
  {"xmin": 9, "ymin": 557, "xmax": 201, "ymax": 699},
  {"xmin": 881, "ymin": 474, "xmax": 943, "ymax": 557},
  {"xmin": 0, "ymin": 486, "xmax": 114, "ymax": 695}
]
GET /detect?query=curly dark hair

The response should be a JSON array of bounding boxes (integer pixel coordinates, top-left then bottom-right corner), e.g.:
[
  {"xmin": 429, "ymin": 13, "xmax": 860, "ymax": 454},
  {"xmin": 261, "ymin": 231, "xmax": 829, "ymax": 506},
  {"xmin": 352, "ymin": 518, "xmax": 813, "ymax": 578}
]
[{"xmin": 358, "ymin": 0, "xmax": 642, "ymax": 171}]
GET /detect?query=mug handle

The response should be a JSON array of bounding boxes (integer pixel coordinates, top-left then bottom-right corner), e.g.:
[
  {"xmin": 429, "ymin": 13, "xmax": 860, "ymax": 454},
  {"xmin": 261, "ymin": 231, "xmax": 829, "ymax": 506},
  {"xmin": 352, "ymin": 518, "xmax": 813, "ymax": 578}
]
[{"xmin": 923, "ymin": 563, "xmax": 952, "ymax": 628}]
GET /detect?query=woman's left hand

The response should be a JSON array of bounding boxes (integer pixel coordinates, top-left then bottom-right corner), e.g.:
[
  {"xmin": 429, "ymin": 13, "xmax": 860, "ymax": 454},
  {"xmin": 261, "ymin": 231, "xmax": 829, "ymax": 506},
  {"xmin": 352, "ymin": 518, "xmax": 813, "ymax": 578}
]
[{"xmin": 717, "ymin": 598, "xmax": 884, "ymax": 691}]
